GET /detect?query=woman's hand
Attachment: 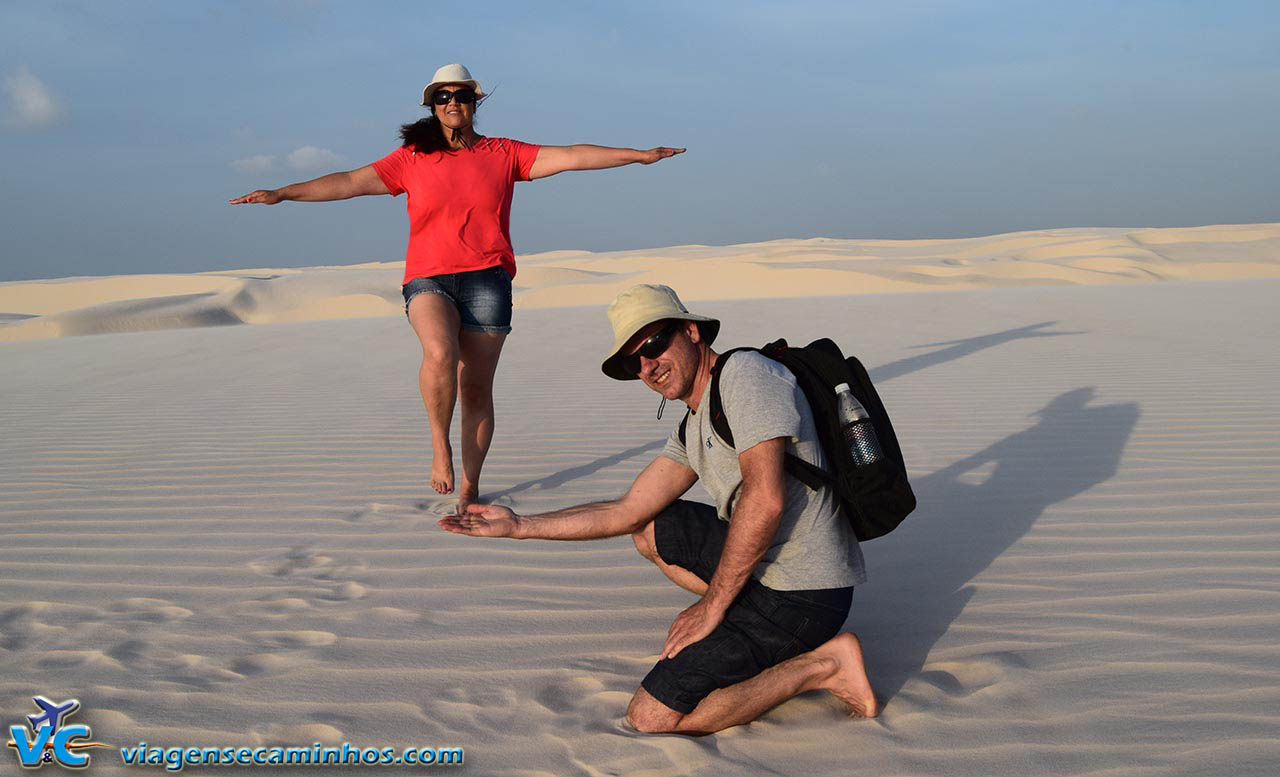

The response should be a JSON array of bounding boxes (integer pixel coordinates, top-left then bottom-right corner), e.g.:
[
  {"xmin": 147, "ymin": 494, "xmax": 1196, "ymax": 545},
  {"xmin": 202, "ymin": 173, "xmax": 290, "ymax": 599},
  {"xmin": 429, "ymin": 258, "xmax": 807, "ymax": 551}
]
[
  {"xmin": 638, "ymin": 147, "xmax": 686, "ymax": 164},
  {"xmin": 229, "ymin": 189, "xmax": 284, "ymax": 205}
]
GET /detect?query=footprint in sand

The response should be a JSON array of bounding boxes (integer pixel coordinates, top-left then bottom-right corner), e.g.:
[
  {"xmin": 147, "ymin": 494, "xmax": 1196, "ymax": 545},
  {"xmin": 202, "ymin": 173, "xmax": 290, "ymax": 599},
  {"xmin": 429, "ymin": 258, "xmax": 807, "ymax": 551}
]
[
  {"xmin": 532, "ymin": 665, "xmax": 654, "ymax": 737},
  {"xmin": 415, "ymin": 497, "xmax": 463, "ymax": 516},
  {"xmin": 534, "ymin": 675, "xmax": 608, "ymax": 714},
  {"xmin": 229, "ymin": 652, "xmax": 298, "ymax": 677},
  {"xmin": 918, "ymin": 651, "xmax": 1030, "ymax": 698},
  {"xmin": 245, "ymin": 546, "xmax": 369, "ymax": 603},
  {"xmin": 347, "ymin": 498, "xmax": 468, "ymax": 521},
  {"xmin": 424, "ymin": 685, "xmax": 539, "ymax": 736},
  {"xmin": 415, "ymin": 494, "xmax": 516, "ymax": 517},
  {"xmin": 101, "ymin": 638, "xmax": 242, "ymax": 688},
  {"xmin": 342, "ymin": 502, "xmax": 409, "ymax": 522},
  {"xmin": 37, "ymin": 649, "xmax": 126, "ymax": 672},
  {"xmin": 3, "ymin": 599, "xmax": 189, "ymax": 653},
  {"xmin": 257, "ymin": 723, "xmax": 345, "ymax": 747},
  {"xmin": 246, "ymin": 629, "xmax": 338, "ymax": 649},
  {"xmin": 567, "ymin": 654, "xmax": 655, "ymax": 679},
  {"xmin": 234, "ymin": 597, "xmax": 313, "ymax": 618},
  {"xmin": 232, "ymin": 632, "xmax": 335, "ymax": 677},
  {"xmin": 0, "ymin": 603, "xmax": 53, "ymax": 651},
  {"xmin": 107, "ymin": 597, "xmax": 194, "ymax": 624}
]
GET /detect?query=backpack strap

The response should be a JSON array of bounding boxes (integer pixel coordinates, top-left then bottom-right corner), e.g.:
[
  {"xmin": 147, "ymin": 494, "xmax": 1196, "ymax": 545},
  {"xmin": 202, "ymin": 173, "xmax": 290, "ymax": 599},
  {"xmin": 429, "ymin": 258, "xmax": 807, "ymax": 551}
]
[
  {"xmin": 714, "ymin": 344, "xmax": 836, "ymax": 494},
  {"xmin": 707, "ymin": 348, "xmax": 757, "ymax": 447},
  {"xmin": 694, "ymin": 347, "xmax": 835, "ymax": 496},
  {"xmin": 680, "ymin": 348, "xmax": 751, "ymax": 448},
  {"xmin": 783, "ymin": 453, "xmax": 832, "ymax": 491}
]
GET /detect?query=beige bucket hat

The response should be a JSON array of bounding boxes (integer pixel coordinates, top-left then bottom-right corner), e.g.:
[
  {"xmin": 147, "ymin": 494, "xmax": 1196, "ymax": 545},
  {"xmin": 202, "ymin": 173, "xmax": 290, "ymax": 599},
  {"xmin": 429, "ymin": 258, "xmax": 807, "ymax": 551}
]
[
  {"xmin": 420, "ymin": 64, "xmax": 485, "ymax": 106},
  {"xmin": 601, "ymin": 284, "xmax": 720, "ymax": 381}
]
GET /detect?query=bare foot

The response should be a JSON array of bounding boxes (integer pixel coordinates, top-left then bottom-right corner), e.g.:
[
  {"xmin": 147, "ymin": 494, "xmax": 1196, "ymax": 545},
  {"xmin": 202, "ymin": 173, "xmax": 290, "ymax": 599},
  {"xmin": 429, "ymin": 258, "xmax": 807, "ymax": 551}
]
[
  {"xmin": 431, "ymin": 444, "xmax": 454, "ymax": 495},
  {"xmin": 814, "ymin": 632, "xmax": 879, "ymax": 718},
  {"xmin": 456, "ymin": 482, "xmax": 480, "ymax": 515}
]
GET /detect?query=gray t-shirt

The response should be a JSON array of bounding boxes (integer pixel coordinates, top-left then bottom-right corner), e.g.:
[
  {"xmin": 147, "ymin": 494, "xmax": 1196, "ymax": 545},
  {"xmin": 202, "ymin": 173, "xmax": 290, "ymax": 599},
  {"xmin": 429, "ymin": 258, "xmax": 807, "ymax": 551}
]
[{"xmin": 661, "ymin": 351, "xmax": 867, "ymax": 590}]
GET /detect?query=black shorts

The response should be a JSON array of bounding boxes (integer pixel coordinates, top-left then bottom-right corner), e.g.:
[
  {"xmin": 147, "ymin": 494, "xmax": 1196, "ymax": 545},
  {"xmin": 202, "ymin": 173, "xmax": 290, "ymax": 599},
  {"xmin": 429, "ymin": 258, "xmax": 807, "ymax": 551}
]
[{"xmin": 641, "ymin": 500, "xmax": 854, "ymax": 715}]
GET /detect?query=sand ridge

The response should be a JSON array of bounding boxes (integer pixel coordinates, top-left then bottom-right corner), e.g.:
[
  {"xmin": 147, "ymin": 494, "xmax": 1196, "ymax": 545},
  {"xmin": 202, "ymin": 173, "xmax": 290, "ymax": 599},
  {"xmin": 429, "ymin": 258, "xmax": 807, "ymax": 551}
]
[{"xmin": 2, "ymin": 223, "xmax": 1277, "ymax": 341}]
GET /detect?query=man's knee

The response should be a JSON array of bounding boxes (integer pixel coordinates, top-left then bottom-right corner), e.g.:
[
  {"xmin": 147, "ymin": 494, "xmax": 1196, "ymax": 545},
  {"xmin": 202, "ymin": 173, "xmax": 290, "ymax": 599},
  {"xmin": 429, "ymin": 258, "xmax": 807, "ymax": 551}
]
[
  {"xmin": 631, "ymin": 521, "xmax": 659, "ymax": 563},
  {"xmin": 626, "ymin": 688, "xmax": 683, "ymax": 734}
]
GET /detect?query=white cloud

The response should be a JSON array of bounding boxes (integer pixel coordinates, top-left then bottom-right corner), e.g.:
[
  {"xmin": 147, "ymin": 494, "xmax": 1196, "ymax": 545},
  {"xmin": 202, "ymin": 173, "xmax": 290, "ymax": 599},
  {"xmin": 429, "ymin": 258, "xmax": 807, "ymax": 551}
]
[
  {"xmin": 2, "ymin": 66, "xmax": 61, "ymax": 129},
  {"xmin": 231, "ymin": 154, "xmax": 277, "ymax": 173},
  {"xmin": 232, "ymin": 146, "xmax": 342, "ymax": 174},
  {"xmin": 288, "ymin": 145, "xmax": 342, "ymax": 170}
]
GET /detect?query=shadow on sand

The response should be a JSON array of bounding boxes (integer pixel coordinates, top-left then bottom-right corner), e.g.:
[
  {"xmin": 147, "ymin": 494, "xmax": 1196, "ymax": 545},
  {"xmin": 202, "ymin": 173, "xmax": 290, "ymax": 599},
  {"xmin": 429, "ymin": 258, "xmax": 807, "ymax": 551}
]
[
  {"xmin": 485, "ymin": 440, "xmax": 666, "ymax": 502},
  {"xmin": 487, "ymin": 321, "xmax": 1081, "ymax": 502},
  {"xmin": 869, "ymin": 321, "xmax": 1081, "ymax": 383},
  {"xmin": 479, "ymin": 321, "xmax": 1136, "ymax": 711},
  {"xmin": 854, "ymin": 386, "xmax": 1140, "ymax": 705}
]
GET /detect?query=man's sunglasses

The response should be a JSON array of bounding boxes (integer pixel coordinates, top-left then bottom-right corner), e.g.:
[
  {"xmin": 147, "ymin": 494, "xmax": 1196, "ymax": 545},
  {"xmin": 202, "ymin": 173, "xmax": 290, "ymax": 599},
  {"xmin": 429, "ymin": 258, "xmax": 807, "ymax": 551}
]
[
  {"xmin": 621, "ymin": 322, "xmax": 682, "ymax": 377},
  {"xmin": 432, "ymin": 88, "xmax": 478, "ymax": 106}
]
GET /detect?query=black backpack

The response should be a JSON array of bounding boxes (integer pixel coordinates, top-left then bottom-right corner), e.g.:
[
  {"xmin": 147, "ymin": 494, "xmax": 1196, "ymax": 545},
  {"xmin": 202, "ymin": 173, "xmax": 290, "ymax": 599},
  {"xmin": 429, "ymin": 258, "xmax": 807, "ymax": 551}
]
[{"xmin": 679, "ymin": 338, "xmax": 916, "ymax": 542}]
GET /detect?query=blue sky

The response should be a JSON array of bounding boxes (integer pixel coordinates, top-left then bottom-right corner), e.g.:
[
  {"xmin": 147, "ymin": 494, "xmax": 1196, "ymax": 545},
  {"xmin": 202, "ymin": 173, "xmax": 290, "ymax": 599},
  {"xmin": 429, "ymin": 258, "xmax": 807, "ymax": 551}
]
[{"xmin": 1, "ymin": 0, "xmax": 1277, "ymax": 281}]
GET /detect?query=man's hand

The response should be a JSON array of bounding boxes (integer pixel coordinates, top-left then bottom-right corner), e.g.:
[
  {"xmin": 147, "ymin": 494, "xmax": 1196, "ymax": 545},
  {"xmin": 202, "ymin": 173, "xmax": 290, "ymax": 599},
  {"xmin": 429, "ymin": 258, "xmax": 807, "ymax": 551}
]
[
  {"xmin": 639, "ymin": 147, "xmax": 685, "ymax": 164},
  {"xmin": 438, "ymin": 503, "xmax": 519, "ymax": 537},
  {"xmin": 662, "ymin": 597, "xmax": 726, "ymax": 659}
]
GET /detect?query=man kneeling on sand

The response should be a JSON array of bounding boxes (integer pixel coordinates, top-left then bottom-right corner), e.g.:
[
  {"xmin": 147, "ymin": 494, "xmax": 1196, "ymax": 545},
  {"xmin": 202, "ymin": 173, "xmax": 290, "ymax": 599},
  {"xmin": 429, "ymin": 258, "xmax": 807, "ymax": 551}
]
[{"xmin": 439, "ymin": 284, "xmax": 877, "ymax": 734}]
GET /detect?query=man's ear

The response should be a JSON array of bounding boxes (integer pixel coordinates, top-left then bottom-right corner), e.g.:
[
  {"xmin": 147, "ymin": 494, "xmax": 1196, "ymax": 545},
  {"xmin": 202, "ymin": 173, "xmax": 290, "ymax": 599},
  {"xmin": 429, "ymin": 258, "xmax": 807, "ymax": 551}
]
[{"xmin": 685, "ymin": 320, "xmax": 702, "ymax": 344}]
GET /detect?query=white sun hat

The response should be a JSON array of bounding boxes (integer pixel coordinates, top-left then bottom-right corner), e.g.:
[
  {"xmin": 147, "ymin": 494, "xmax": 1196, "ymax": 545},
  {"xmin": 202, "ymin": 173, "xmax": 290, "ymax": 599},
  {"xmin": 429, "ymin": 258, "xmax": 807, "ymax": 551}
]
[
  {"xmin": 601, "ymin": 284, "xmax": 720, "ymax": 381},
  {"xmin": 420, "ymin": 63, "xmax": 485, "ymax": 106}
]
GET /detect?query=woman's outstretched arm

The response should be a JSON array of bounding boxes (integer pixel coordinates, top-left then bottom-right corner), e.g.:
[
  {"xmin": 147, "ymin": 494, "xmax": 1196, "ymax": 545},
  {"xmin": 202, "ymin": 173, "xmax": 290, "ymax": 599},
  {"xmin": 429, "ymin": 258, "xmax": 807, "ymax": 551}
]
[
  {"xmin": 229, "ymin": 164, "xmax": 390, "ymax": 204},
  {"xmin": 528, "ymin": 145, "xmax": 684, "ymax": 180}
]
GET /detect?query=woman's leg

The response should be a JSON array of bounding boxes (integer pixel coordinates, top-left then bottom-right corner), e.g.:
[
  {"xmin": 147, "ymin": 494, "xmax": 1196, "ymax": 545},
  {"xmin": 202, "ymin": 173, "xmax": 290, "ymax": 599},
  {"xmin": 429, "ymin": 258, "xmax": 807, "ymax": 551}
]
[
  {"xmin": 407, "ymin": 292, "xmax": 462, "ymax": 495},
  {"xmin": 455, "ymin": 328, "xmax": 507, "ymax": 511}
]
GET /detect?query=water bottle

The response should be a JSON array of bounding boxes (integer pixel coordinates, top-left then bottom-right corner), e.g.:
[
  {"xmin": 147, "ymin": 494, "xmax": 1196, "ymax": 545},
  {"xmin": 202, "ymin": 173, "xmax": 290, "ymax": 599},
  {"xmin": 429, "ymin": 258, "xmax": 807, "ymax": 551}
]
[{"xmin": 835, "ymin": 382, "xmax": 883, "ymax": 466}]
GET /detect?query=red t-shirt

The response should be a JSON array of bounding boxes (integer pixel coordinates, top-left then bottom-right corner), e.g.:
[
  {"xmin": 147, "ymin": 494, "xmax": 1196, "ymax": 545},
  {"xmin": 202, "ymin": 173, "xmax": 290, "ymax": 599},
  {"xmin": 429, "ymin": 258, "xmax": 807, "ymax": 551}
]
[{"xmin": 372, "ymin": 137, "xmax": 541, "ymax": 283}]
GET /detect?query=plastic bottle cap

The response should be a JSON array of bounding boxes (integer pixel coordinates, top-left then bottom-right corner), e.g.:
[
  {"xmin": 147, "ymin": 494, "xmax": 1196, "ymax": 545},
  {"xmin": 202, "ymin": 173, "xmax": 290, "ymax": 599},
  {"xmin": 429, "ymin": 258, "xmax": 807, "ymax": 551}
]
[{"xmin": 833, "ymin": 382, "xmax": 851, "ymax": 394}]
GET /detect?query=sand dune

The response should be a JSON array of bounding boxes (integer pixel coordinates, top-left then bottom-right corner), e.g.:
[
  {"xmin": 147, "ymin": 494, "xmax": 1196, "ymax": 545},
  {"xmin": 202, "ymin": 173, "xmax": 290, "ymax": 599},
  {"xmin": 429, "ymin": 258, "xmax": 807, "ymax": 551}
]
[
  {"xmin": 2, "ymin": 226, "xmax": 1278, "ymax": 776},
  {"xmin": 2, "ymin": 223, "xmax": 1276, "ymax": 342},
  {"xmin": 0, "ymin": 267, "xmax": 405, "ymax": 340}
]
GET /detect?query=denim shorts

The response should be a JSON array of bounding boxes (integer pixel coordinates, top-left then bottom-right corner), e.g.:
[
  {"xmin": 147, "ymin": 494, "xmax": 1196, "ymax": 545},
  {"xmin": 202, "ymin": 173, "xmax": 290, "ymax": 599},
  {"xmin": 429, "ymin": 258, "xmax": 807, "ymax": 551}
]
[
  {"xmin": 402, "ymin": 265, "xmax": 513, "ymax": 334},
  {"xmin": 641, "ymin": 500, "xmax": 854, "ymax": 715}
]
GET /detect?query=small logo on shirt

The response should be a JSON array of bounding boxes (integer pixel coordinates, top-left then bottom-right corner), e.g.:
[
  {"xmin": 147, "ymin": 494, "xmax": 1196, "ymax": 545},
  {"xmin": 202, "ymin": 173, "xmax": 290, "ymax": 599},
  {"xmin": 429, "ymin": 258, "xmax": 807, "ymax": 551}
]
[{"xmin": 706, "ymin": 439, "xmax": 713, "ymax": 449}]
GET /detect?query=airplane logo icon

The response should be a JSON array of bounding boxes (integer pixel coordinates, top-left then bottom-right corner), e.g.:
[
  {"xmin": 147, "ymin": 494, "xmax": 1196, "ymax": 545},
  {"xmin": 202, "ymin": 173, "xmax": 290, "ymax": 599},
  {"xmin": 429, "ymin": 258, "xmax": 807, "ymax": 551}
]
[
  {"xmin": 8, "ymin": 696, "xmax": 110, "ymax": 768},
  {"xmin": 27, "ymin": 697, "xmax": 79, "ymax": 734}
]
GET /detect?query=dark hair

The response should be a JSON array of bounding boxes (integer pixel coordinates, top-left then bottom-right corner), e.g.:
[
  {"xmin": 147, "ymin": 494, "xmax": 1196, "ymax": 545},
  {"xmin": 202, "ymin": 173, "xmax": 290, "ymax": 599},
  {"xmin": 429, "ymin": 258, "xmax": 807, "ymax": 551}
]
[
  {"xmin": 398, "ymin": 101, "xmax": 480, "ymax": 154},
  {"xmin": 398, "ymin": 115, "xmax": 448, "ymax": 154}
]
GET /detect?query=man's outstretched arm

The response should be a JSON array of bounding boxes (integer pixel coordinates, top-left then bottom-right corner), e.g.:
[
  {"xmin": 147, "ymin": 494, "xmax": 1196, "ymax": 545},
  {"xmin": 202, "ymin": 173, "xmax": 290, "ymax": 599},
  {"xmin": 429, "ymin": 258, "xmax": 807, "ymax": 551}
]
[{"xmin": 438, "ymin": 456, "xmax": 698, "ymax": 540}]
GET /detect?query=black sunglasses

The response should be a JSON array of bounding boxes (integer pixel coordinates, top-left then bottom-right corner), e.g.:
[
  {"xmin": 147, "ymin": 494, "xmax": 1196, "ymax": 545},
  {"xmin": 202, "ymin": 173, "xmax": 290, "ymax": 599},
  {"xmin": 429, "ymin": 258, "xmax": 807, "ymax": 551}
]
[
  {"xmin": 432, "ymin": 88, "xmax": 478, "ymax": 106},
  {"xmin": 621, "ymin": 322, "xmax": 682, "ymax": 377}
]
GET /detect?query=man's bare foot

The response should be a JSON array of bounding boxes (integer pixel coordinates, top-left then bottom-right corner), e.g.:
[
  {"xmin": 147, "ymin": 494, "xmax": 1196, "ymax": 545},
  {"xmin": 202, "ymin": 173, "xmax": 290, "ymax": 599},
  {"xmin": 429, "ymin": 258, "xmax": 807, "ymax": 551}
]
[
  {"xmin": 814, "ymin": 632, "xmax": 879, "ymax": 718},
  {"xmin": 431, "ymin": 445, "xmax": 454, "ymax": 495},
  {"xmin": 456, "ymin": 482, "xmax": 480, "ymax": 515}
]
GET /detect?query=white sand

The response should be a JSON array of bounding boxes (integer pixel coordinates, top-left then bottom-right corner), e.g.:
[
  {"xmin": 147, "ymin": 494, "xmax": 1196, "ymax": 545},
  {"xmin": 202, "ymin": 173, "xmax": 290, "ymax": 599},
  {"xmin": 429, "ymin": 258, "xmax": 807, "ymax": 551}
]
[
  {"xmin": 2, "ymin": 224, "xmax": 1278, "ymax": 776},
  {"xmin": 3, "ymin": 223, "xmax": 1278, "ymax": 342}
]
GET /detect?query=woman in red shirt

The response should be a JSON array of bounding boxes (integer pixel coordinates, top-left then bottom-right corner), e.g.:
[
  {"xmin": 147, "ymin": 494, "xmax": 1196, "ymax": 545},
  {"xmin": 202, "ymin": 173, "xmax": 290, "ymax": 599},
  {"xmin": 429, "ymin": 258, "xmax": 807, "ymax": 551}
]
[{"xmin": 231, "ymin": 64, "xmax": 683, "ymax": 511}]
